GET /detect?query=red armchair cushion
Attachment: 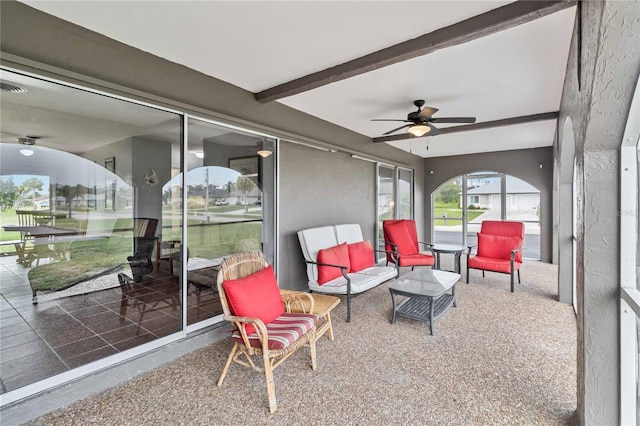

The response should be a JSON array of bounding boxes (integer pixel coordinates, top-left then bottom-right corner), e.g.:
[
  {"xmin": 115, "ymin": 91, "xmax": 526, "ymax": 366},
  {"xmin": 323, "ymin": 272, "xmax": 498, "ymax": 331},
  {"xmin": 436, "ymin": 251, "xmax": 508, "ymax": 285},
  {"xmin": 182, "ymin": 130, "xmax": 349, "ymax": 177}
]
[
  {"xmin": 467, "ymin": 257, "xmax": 522, "ymax": 274},
  {"xmin": 317, "ymin": 242, "xmax": 350, "ymax": 284},
  {"xmin": 477, "ymin": 234, "xmax": 523, "ymax": 262},
  {"xmin": 398, "ymin": 252, "xmax": 434, "ymax": 267},
  {"xmin": 223, "ymin": 265, "xmax": 284, "ymax": 335},
  {"xmin": 348, "ymin": 240, "xmax": 375, "ymax": 272},
  {"xmin": 384, "ymin": 220, "xmax": 417, "ymax": 255}
]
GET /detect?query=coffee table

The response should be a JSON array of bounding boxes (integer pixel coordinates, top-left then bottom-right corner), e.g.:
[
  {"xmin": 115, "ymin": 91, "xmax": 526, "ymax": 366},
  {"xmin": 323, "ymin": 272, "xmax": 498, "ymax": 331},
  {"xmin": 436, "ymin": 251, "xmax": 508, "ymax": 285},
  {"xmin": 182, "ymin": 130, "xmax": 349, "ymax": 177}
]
[
  {"xmin": 279, "ymin": 289, "xmax": 340, "ymax": 341},
  {"xmin": 388, "ymin": 269, "xmax": 460, "ymax": 335},
  {"xmin": 431, "ymin": 244, "xmax": 467, "ymax": 274}
]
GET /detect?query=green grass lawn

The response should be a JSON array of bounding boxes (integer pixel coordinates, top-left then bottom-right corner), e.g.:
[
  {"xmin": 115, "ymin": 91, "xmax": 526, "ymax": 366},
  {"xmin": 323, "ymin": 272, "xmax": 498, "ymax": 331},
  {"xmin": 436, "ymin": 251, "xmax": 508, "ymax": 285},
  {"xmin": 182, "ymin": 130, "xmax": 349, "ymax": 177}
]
[{"xmin": 433, "ymin": 204, "xmax": 484, "ymax": 226}]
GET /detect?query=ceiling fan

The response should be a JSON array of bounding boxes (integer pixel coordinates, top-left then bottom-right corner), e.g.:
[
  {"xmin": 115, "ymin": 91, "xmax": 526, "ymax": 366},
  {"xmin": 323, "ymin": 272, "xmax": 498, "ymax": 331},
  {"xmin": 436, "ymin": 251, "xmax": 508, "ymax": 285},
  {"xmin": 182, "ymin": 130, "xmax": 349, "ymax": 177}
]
[{"xmin": 371, "ymin": 100, "xmax": 476, "ymax": 137}]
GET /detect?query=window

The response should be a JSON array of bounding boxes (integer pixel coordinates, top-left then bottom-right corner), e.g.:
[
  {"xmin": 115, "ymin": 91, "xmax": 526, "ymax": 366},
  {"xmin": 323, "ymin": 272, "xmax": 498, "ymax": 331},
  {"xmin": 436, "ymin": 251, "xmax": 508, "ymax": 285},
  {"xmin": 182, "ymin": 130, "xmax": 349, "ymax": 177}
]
[{"xmin": 469, "ymin": 195, "xmax": 480, "ymax": 205}]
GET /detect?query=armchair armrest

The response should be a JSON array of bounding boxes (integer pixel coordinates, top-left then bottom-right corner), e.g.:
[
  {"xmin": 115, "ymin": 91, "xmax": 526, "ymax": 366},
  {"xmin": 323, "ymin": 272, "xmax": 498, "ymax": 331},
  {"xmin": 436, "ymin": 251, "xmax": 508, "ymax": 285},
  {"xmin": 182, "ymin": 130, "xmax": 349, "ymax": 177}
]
[
  {"xmin": 467, "ymin": 244, "xmax": 478, "ymax": 255},
  {"xmin": 224, "ymin": 314, "xmax": 269, "ymax": 352},
  {"xmin": 381, "ymin": 240, "xmax": 400, "ymax": 262},
  {"xmin": 417, "ymin": 241, "xmax": 434, "ymax": 252},
  {"xmin": 510, "ymin": 247, "xmax": 523, "ymax": 261}
]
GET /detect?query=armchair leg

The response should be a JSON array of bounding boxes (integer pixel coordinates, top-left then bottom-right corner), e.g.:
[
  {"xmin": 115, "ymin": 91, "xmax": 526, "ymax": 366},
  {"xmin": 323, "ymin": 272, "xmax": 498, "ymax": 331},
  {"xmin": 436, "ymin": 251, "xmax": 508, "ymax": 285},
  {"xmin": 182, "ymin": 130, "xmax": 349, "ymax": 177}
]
[
  {"xmin": 466, "ymin": 264, "xmax": 470, "ymax": 284},
  {"xmin": 217, "ymin": 343, "xmax": 238, "ymax": 387},
  {"xmin": 517, "ymin": 269, "xmax": 521, "ymax": 283},
  {"xmin": 510, "ymin": 270, "xmax": 515, "ymax": 293},
  {"xmin": 264, "ymin": 355, "xmax": 277, "ymax": 414},
  {"xmin": 309, "ymin": 336, "xmax": 317, "ymax": 370}
]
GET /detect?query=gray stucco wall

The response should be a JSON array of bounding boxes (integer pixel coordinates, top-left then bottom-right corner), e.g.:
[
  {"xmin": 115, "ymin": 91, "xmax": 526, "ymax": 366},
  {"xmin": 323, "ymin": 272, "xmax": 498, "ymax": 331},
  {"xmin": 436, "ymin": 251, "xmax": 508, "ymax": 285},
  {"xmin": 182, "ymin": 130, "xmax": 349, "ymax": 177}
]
[
  {"xmin": 423, "ymin": 147, "xmax": 554, "ymax": 262},
  {"xmin": 278, "ymin": 141, "xmax": 378, "ymax": 290},
  {"xmin": 557, "ymin": 1, "xmax": 640, "ymax": 425}
]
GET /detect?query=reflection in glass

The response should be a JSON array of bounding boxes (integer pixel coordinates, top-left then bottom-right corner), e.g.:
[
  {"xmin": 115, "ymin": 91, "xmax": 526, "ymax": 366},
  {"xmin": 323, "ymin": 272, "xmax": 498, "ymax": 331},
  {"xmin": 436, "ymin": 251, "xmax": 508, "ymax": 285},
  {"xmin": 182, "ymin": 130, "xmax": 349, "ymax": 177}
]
[{"xmin": 0, "ymin": 69, "xmax": 182, "ymax": 393}]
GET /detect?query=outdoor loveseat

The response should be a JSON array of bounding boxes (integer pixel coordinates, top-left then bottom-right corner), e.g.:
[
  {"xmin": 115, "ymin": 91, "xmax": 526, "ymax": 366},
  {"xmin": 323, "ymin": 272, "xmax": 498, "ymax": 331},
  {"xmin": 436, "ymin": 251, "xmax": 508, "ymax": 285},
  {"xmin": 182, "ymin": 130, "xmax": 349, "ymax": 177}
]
[{"xmin": 298, "ymin": 223, "xmax": 397, "ymax": 322}]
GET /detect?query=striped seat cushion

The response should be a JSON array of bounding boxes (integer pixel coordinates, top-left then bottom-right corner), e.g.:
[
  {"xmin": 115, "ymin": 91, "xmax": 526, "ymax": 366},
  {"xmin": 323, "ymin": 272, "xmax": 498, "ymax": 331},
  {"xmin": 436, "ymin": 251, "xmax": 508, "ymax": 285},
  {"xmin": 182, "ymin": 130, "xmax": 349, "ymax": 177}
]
[{"xmin": 232, "ymin": 313, "xmax": 318, "ymax": 350}]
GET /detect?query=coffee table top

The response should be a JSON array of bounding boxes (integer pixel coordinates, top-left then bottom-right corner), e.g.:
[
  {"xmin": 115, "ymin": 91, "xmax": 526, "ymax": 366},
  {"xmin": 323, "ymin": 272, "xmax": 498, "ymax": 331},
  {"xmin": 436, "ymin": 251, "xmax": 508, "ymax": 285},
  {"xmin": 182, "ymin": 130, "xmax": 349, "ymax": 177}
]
[{"xmin": 389, "ymin": 269, "xmax": 460, "ymax": 298}]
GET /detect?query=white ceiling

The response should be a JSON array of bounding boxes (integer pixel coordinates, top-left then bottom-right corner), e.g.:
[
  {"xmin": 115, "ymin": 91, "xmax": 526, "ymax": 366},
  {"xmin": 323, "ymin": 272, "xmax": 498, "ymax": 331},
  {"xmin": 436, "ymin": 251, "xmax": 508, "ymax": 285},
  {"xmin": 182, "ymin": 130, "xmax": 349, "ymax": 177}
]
[{"xmin": 22, "ymin": 1, "xmax": 576, "ymax": 158}]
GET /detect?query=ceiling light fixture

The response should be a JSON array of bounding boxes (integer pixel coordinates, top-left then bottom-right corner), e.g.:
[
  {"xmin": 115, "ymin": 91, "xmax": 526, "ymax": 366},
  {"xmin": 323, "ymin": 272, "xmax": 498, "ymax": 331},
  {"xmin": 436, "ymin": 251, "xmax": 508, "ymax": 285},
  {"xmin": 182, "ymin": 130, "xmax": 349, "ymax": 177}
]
[
  {"xmin": 194, "ymin": 151, "xmax": 204, "ymax": 158},
  {"xmin": 257, "ymin": 150, "xmax": 272, "ymax": 158},
  {"xmin": 18, "ymin": 136, "xmax": 38, "ymax": 157},
  {"xmin": 407, "ymin": 124, "xmax": 431, "ymax": 137},
  {"xmin": 0, "ymin": 82, "xmax": 27, "ymax": 93}
]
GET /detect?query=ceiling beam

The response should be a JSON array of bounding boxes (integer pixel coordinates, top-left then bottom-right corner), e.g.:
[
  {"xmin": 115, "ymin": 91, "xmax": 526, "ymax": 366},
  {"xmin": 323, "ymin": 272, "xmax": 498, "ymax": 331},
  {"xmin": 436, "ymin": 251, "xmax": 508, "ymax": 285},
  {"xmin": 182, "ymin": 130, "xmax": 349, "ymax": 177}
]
[
  {"xmin": 371, "ymin": 112, "xmax": 560, "ymax": 143},
  {"xmin": 255, "ymin": 0, "xmax": 576, "ymax": 103}
]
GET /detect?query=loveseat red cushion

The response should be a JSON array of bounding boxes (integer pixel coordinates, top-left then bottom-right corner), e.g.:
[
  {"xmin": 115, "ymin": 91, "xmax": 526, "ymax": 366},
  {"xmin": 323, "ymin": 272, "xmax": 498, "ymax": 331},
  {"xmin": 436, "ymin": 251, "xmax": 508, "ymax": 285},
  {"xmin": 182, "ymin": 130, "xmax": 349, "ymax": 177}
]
[
  {"xmin": 317, "ymin": 242, "xmax": 350, "ymax": 284},
  {"xmin": 384, "ymin": 220, "xmax": 417, "ymax": 255},
  {"xmin": 348, "ymin": 240, "xmax": 375, "ymax": 272},
  {"xmin": 477, "ymin": 234, "xmax": 523, "ymax": 262},
  {"xmin": 223, "ymin": 265, "xmax": 284, "ymax": 335}
]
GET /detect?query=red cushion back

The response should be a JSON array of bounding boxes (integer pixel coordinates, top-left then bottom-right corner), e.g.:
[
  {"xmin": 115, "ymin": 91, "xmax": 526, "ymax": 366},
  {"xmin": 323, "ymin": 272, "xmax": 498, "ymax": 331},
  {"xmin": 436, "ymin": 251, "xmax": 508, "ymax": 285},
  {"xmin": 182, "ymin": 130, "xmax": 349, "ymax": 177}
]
[
  {"xmin": 383, "ymin": 220, "xmax": 418, "ymax": 256},
  {"xmin": 477, "ymin": 234, "xmax": 523, "ymax": 262},
  {"xmin": 223, "ymin": 265, "xmax": 284, "ymax": 335},
  {"xmin": 480, "ymin": 221, "xmax": 525, "ymax": 238},
  {"xmin": 317, "ymin": 242, "xmax": 350, "ymax": 284},
  {"xmin": 348, "ymin": 240, "xmax": 375, "ymax": 272}
]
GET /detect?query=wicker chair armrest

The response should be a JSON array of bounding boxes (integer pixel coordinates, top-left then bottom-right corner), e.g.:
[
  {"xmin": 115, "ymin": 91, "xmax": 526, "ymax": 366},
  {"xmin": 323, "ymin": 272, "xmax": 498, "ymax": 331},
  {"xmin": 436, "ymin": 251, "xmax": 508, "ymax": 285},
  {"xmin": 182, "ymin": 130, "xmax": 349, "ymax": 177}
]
[
  {"xmin": 225, "ymin": 315, "xmax": 268, "ymax": 350},
  {"xmin": 280, "ymin": 291, "xmax": 315, "ymax": 314}
]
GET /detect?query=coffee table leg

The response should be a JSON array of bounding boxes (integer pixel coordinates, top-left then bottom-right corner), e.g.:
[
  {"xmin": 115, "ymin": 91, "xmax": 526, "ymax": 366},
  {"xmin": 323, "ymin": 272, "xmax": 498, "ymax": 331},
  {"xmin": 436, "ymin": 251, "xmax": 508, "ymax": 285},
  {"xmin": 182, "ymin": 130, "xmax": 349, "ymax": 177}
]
[{"xmin": 389, "ymin": 290, "xmax": 397, "ymax": 324}]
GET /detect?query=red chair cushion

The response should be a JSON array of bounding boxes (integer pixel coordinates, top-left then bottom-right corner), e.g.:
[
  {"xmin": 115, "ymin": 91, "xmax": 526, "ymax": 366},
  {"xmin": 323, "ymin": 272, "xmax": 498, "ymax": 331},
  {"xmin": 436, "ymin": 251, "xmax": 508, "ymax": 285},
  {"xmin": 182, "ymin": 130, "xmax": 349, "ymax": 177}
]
[
  {"xmin": 477, "ymin": 234, "xmax": 523, "ymax": 262},
  {"xmin": 317, "ymin": 242, "xmax": 350, "ymax": 284},
  {"xmin": 223, "ymin": 265, "xmax": 284, "ymax": 335},
  {"xmin": 480, "ymin": 220, "xmax": 525, "ymax": 238},
  {"xmin": 468, "ymin": 256, "xmax": 522, "ymax": 274},
  {"xmin": 384, "ymin": 220, "xmax": 417, "ymax": 255},
  {"xmin": 348, "ymin": 241, "xmax": 375, "ymax": 272},
  {"xmin": 398, "ymin": 252, "xmax": 434, "ymax": 267},
  {"xmin": 231, "ymin": 313, "xmax": 317, "ymax": 350}
]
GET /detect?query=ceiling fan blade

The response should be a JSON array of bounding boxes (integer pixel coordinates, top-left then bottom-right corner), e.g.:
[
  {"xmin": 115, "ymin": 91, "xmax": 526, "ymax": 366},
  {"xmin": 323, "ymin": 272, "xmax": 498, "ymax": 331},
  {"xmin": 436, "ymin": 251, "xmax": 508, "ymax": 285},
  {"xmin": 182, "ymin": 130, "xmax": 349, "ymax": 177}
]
[
  {"xmin": 417, "ymin": 106, "xmax": 439, "ymax": 119},
  {"xmin": 427, "ymin": 123, "xmax": 442, "ymax": 136},
  {"xmin": 371, "ymin": 119, "xmax": 409, "ymax": 122},
  {"xmin": 430, "ymin": 117, "xmax": 476, "ymax": 124},
  {"xmin": 383, "ymin": 124, "xmax": 411, "ymax": 135}
]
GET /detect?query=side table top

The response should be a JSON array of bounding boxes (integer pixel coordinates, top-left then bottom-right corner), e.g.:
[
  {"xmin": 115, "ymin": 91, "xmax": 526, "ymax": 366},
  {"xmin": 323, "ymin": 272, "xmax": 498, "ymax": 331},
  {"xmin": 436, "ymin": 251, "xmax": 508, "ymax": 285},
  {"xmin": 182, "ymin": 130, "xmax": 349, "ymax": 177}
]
[
  {"xmin": 431, "ymin": 244, "xmax": 467, "ymax": 253},
  {"xmin": 280, "ymin": 289, "xmax": 340, "ymax": 317}
]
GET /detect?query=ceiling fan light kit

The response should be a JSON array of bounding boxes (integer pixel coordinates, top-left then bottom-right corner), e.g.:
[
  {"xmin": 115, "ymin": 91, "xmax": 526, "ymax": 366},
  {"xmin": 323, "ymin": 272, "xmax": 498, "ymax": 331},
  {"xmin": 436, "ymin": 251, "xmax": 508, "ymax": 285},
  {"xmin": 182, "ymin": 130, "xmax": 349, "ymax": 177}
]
[
  {"xmin": 408, "ymin": 124, "xmax": 431, "ymax": 137},
  {"xmin": 372, "ymin": 99, "xmax": 476, "ymax": 138}
]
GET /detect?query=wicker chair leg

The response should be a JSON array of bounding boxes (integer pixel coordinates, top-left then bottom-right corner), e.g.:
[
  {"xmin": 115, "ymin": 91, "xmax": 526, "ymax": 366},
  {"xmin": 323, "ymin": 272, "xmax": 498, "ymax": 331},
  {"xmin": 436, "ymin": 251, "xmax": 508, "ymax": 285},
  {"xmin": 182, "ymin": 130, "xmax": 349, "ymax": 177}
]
[
  {"xmin": 217, "ymin": 342, "xmax": 238, "ymax": 387},
  {"xmin": 309, "ymin": 337, "xmax": 317, "ymax": 370},
  {"xmin": 264, "ymin": 356, "xmax": 277, "ymax": 413}
]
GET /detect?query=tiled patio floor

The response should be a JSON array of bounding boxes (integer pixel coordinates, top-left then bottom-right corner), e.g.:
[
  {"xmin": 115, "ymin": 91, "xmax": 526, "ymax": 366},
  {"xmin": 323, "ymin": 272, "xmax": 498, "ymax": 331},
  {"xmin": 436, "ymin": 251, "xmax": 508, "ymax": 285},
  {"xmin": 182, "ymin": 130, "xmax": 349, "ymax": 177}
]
[{"xmin": 0, "ymin": 255, "xmax": 221, "ymax": 393}]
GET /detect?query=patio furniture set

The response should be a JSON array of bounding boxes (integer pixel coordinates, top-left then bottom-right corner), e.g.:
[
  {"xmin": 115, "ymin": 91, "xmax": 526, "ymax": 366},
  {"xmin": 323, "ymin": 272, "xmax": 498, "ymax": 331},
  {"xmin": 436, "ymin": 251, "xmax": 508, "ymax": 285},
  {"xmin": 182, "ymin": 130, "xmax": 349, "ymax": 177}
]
[{"xmin": 215, "ymin": 220, "xmax": 524, "ymax": 413}]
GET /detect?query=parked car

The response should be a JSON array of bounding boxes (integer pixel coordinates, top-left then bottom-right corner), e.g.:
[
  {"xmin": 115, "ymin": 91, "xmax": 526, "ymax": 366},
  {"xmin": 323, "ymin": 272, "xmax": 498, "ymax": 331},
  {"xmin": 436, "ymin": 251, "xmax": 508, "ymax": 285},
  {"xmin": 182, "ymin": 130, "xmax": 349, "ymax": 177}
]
[{"xmin": 215, "ymin": 199, "xmax": 229, "ymax": 206}]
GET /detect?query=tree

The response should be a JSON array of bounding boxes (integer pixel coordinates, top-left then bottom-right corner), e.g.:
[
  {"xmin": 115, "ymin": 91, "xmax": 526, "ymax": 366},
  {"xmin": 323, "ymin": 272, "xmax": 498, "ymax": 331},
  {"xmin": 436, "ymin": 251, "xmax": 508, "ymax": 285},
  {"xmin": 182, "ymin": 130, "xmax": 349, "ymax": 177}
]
[
  {"xmin": 435, "ymin": 181, "xmax": 461, "ymax": 205},
  {"xmin": 0, "ymin": 176, "xmax": 19, "ymax": 211},
  {"xmin": 20, "ymin": 177, "xmax": 44, "ymax": 208},
  {"xmin": 236, "ymin": 176, "xmax": 255, "ymax": 213}
]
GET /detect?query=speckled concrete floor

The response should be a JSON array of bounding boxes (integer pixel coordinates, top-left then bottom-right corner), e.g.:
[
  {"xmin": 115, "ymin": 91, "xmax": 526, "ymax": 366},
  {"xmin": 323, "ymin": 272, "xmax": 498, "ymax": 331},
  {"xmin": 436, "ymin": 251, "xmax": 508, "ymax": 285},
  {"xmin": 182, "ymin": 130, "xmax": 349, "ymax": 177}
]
[{"xmin": 27, "ymin": 260, "xmax": 577, "ymax": 425}]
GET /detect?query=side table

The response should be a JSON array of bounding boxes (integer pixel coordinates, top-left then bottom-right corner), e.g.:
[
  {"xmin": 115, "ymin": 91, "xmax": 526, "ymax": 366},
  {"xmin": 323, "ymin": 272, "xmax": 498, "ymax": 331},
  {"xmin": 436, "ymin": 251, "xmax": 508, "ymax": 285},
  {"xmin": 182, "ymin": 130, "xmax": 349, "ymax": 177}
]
[
  {"xmin": 280, "ymin": 289, "xmax": 340, "ymax": 341},
  {"xmin": 431, "ymin": 244, "xmax": 466, "ymax": 274}
]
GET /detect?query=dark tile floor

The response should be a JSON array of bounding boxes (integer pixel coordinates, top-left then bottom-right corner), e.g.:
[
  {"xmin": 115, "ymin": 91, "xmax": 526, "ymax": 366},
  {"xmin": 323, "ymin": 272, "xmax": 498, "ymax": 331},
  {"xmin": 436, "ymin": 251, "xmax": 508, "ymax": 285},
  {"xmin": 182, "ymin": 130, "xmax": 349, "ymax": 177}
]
[{"xmin": 0, "ymin": 255, "xmax": 222, "ymax": 394}]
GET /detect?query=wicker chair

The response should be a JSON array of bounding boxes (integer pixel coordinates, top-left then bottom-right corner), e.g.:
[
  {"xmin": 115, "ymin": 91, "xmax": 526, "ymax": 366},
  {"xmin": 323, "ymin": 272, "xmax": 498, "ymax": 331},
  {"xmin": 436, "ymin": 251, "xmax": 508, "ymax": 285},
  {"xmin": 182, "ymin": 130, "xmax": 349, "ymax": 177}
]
[{"xmin": 216, "ymin": 252, "xmax": 319, "ymax": 413}]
